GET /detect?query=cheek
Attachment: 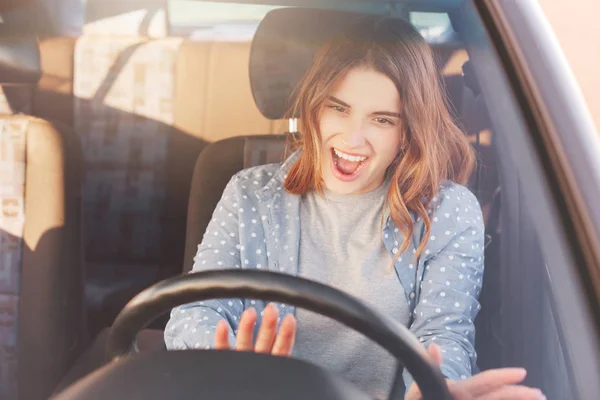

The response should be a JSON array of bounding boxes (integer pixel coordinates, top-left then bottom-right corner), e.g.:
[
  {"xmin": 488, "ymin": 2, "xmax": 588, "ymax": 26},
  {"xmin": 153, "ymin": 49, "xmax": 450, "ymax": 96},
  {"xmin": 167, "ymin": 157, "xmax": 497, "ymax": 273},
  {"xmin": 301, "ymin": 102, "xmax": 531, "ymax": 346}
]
[
  {"xmin": 318, "ymin": 113, "xmax": 341, "ymax": 143},
  {"xmin": 372, "ymin": 130, "xmax": 403, "ymax": 164}
]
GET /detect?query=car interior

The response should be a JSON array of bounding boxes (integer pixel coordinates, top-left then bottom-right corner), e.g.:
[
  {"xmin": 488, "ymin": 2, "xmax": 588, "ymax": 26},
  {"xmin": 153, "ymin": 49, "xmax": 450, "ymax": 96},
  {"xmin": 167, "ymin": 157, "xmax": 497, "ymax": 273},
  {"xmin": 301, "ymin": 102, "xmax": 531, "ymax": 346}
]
[{"xmin": 0, "ymin": 0, "xmax": 585, "ymax": 399}]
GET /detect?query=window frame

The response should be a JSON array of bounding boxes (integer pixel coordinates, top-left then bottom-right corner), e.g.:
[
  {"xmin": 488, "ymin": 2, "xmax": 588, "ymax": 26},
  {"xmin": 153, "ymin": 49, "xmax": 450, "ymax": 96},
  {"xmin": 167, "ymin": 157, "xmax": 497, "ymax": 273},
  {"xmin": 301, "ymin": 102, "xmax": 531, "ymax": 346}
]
[{"xmin": 462, "ymin": 0, "xmax": 600, "ymax": 398}]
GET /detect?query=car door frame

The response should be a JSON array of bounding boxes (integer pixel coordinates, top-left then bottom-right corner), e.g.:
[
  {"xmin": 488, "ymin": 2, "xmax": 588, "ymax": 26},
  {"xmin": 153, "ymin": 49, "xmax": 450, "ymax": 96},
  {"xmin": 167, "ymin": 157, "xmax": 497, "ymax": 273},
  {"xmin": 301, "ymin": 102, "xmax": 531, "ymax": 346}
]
[{"xmin": 458, "ymin": 0, "xmax": 600, "ymax": 399}]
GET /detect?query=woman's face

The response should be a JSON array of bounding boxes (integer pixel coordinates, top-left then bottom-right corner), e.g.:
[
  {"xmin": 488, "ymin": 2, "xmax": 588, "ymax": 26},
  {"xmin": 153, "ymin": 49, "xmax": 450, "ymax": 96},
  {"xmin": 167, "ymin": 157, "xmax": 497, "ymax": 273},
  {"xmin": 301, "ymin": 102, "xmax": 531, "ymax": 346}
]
[{"xmin": 319, "ymin": 67, "xmax": 404, "ymax": 195}]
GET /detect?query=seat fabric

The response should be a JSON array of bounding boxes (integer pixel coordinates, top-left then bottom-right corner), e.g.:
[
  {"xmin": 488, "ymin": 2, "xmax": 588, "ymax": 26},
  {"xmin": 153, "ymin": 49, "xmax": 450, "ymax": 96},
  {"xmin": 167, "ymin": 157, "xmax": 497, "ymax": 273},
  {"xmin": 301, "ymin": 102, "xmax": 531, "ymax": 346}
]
[
  {"xmin": 183, "ymin": 134, "xmax": 289, "ymax": 273},
  {"xmin": 0, "ymin": 32, "xmax": 86, "ymax": 400},
  {"xmin": 0, "ymin": 114, "xmax": 85, "ymax": 400}
]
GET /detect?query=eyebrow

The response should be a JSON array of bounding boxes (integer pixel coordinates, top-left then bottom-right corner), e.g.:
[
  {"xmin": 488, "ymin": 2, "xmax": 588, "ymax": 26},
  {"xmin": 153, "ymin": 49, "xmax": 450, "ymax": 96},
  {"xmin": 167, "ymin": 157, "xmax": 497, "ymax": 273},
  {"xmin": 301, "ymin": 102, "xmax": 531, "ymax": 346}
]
[{"xmin": 328, "ymin": 96, "xmax": 402, "ymax": 118}]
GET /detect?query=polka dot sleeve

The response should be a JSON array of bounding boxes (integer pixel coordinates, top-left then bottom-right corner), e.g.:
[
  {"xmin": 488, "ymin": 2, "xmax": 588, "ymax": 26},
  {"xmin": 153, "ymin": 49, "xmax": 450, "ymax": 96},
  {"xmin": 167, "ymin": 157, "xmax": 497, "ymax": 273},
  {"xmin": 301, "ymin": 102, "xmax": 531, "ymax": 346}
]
[
  {"xmin": 164, "ymin": 174, "xmax": 244, "ymax": 350},
  {"xmin": 403, "ymin": 184, "xmax": 485, "ymax": 390}
]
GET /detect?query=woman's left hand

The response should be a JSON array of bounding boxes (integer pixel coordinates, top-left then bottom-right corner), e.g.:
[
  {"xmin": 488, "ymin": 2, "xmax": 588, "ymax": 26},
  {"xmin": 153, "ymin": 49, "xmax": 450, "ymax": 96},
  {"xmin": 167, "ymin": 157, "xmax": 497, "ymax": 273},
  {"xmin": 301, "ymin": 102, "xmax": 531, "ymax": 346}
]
[{"xmin": 405, "ymin": 344, "xmax": 546, "ymax": 400}]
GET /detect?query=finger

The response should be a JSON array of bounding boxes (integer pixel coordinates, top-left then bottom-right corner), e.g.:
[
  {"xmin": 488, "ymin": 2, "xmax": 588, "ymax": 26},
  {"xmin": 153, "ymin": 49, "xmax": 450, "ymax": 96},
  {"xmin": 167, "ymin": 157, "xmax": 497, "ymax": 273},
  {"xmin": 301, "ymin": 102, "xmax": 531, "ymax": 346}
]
[
  {"xmin": 428, "ymin": 343, "xmax": 443, "ymax": 366},
  {"xmin": 235, "ymin": 308, "xmax": 257, "ymax": 351},
  {"xmin": 456, "ymin": 368, "xmax": 527, "ymax": 397},
  {"xmin": 271, "ymin": 314, "xmax": 297, "ymax": 357},
  {"xmin": 479, "ymin": 385, "xmax": 545, "ymax": 400},
  {"xmin": 254, "ymin": 303, "xmax": 279, "ymax": 353},
  {"xmin": 446, "ymin": 383, "xmax": 476, "ymax": 400},
  {"xmin": 404, "ymin": 382, "xmax": 422, "ymax": 400},
  {"xmin": 214, "ymin": 319, "xmax": 231, "ymax": 350}
]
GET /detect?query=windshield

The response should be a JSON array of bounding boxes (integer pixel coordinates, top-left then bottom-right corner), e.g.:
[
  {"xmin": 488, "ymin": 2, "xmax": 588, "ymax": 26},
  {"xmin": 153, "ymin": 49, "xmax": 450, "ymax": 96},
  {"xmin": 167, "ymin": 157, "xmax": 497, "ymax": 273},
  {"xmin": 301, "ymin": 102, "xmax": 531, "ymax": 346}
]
[{"xmin": 2, "ymin": 1, "xmax": 592, "ymax": 400}]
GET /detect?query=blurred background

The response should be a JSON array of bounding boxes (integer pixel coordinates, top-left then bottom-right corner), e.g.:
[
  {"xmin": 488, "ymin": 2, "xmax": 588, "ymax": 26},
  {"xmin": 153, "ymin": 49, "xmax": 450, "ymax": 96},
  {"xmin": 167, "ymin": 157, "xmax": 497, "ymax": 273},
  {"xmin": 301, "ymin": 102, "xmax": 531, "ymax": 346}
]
[
  {"xmin": 538, "ymin": 0, "xmax": 600, "ymax": 133},
  {"xmin": 29, "ymin": 0, "xmax": 600, "ymax": 132}
]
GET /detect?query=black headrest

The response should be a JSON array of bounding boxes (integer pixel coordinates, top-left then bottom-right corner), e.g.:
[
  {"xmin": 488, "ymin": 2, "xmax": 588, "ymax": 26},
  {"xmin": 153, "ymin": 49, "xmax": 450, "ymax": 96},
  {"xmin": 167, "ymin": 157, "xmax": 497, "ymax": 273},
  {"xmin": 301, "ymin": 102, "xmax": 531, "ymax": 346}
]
[
  {"xmin": 250, "ymin": 8, "xmax": 388, "ymax": 120},
  {"xmin": 0, "ymin": 36, "xmax": 41, "ymax": 85},
  {"xmin": 462, "ymin": 60, "xmax": 480, "ymax": 97}
]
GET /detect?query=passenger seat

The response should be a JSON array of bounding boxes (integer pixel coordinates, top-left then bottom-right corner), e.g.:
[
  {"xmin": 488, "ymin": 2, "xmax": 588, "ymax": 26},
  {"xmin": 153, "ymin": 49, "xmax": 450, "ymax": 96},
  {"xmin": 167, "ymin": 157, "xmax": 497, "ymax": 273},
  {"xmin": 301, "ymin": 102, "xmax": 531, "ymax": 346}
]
[{"xmin": 0, "ymin": 35, "xmax": 86, "ymax": 400}]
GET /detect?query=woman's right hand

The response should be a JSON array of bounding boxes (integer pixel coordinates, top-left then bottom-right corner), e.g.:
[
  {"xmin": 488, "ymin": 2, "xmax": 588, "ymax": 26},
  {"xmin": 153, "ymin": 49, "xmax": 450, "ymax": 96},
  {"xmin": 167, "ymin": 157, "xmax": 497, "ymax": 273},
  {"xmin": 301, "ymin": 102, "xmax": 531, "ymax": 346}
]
[
  {"xmin": 406, "ymin": 344, "xmax": 546, "ymax": 400},
  {"xmin": 215, "ymin": 302, "xmax": 297, "ymax": 356}
]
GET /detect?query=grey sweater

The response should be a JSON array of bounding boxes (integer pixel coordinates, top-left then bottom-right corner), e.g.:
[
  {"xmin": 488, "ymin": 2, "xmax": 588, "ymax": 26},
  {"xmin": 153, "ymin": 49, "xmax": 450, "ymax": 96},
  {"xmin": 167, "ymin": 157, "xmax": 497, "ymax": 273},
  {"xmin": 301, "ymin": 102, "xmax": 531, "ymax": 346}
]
[{"xmin": 294, "ymin": 180, "xmax": 411, "ymax": 398}]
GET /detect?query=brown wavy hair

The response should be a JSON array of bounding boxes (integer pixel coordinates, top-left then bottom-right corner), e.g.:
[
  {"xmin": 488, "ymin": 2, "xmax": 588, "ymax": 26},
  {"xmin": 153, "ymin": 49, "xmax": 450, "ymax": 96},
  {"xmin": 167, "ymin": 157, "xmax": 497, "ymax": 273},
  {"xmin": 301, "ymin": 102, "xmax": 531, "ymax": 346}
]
[{"xmin": 284, "ymin": 16, "xmax": 475, "ymax": 260}]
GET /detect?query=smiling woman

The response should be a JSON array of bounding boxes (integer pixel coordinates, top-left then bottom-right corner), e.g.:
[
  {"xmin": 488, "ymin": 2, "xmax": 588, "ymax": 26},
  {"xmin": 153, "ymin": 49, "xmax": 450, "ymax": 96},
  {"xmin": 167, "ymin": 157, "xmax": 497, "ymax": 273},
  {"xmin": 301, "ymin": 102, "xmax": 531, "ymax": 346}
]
[
  {"xmin": 319, "ymin": 69, "xmax": 404, "ymax": 192},
  {"xmin": 284, "ymin": 19, "xmax": 473, "ymax": 258},
  {"xmin": 164, "ymin": 11, "xmax": 544, "ymax": 400}
]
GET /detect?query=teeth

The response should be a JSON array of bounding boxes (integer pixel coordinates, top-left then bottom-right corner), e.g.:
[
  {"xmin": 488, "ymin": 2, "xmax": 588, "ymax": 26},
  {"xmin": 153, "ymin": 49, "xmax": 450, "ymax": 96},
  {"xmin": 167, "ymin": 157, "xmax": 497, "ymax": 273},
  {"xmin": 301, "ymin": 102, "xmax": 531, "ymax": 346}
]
[{"xmin": 333, "ymin": 148, "xmax": 367, "ymax": 162}]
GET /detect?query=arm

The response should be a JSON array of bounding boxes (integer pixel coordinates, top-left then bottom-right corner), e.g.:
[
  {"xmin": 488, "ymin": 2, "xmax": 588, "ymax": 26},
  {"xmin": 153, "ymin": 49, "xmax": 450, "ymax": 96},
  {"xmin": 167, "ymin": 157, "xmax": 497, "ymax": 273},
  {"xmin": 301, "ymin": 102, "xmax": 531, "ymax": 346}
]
[
  {"xmin": 164, "ymin": 174, "xmax": 244, "ymax": 350},
  {"xmin": 403, "ymin": 186, "xmax": 485, "ymax": 389}
]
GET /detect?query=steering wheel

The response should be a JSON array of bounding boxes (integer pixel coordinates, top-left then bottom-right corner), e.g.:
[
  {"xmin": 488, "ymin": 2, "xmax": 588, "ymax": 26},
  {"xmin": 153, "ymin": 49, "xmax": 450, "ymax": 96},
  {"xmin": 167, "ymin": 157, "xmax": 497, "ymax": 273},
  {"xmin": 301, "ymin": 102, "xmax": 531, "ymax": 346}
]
[{"xmin": 54, "ymin": 270, "xmax": 452, "ymax": 400}]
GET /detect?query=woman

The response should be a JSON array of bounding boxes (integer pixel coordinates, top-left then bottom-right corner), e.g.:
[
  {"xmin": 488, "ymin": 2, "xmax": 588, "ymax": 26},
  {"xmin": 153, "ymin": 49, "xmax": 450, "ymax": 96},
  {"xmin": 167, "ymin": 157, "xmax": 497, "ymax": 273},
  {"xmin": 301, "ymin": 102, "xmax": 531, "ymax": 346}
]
[{"xmin": 165, "ymin": 16, "xmax": 544, "ymax": 400}]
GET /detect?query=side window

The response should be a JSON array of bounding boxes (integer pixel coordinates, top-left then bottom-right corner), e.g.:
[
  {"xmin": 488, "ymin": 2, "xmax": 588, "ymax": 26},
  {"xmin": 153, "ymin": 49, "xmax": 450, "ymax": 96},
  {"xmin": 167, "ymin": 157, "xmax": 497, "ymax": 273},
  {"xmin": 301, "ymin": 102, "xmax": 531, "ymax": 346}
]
[
  {"xmin": 458, "ymin": 3, "xmax": 580, "ymax": 399},
  {"xmin": 409, "ymin": 11, "xmax": 454, "ymax": 42}
]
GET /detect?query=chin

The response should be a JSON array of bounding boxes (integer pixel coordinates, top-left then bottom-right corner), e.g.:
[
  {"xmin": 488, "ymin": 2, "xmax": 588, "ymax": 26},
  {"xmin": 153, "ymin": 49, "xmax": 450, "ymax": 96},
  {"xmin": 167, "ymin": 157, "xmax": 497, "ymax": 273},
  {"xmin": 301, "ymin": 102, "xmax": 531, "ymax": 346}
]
[{"xmin": 323, "ymin": 176, "xmax": 367, "ymax": 195}]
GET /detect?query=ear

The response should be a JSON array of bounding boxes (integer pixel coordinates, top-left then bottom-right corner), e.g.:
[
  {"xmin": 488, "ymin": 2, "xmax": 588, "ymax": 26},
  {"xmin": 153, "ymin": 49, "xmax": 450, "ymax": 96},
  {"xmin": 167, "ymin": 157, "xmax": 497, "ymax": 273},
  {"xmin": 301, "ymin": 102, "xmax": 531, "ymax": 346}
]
[{"xmin": 391, "ymin": 139, "xmax": 409, "ymax": 166}]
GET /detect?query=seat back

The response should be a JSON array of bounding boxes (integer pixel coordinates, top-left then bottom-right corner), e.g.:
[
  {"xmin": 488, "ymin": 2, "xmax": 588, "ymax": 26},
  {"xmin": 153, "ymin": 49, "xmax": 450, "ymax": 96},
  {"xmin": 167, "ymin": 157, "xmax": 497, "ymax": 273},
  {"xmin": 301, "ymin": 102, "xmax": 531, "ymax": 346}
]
[
  {"xmin": 0, "ymin": 36, "xmax": 86, "ymax": 400},
  {"xmin": 73, "ymin": 3, "xmax": 183, "ymax": 270},
  {"xmin": 165, "ymin": 38, "xmax": 288, "ymax": 274},
  {"xmin": 34, "ymin": 36, "xmax": 77, "ymax": 129},
  {"xmin": 183, "ymin": 134, "xmax": 288, "ymax": 273}
]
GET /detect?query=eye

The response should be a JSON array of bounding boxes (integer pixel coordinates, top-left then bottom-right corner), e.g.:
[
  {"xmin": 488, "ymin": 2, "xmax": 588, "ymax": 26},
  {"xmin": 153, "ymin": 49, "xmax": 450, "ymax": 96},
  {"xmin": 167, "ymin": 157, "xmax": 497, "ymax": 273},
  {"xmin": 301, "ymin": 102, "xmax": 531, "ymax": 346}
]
[
  {"xmin": 328, "ymin": 104, "xmax": 347, "ymax": 113},
  {"xmin": 374, "ymin": 117, "xmax": 394, "ymax": 125}
]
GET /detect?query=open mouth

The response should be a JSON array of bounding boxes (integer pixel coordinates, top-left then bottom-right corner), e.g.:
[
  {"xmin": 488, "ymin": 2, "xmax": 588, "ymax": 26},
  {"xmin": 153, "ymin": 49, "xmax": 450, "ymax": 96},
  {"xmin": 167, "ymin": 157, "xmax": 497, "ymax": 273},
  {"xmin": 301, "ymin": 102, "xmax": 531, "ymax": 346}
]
[{"xmin": 331, "ymin": 148, "xmax": 368, "ymax": 178}]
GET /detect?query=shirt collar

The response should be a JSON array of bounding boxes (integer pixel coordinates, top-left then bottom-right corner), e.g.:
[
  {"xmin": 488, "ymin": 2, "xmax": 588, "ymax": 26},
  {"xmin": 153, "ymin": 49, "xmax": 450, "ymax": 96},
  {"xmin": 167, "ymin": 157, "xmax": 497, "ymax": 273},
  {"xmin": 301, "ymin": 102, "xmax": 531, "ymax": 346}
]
[
  {"xmin": 256, "ymin": 149, "xmax": 395, "ymax": 228},
  {"xmin": 255, "ymin": 149, "xmax": 301, "ymax": 201}
]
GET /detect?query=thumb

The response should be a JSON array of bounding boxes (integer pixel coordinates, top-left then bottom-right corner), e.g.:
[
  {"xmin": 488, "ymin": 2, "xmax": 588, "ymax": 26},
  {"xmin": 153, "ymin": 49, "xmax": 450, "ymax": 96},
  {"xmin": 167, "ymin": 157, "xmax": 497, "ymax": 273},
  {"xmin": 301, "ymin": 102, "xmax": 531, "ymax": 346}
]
[{"xmin": 428, "ymin": 343, "xmax": 443, "ymax": 366}]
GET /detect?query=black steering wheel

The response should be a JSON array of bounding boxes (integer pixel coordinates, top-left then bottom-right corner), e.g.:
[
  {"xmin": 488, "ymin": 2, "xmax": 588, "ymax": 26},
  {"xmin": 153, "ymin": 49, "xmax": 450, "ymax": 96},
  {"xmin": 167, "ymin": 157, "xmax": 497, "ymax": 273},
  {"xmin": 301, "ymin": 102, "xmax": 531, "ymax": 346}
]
[{"xmin": 55, "ymin": 270, "xmax": 452, "ymax": 400}]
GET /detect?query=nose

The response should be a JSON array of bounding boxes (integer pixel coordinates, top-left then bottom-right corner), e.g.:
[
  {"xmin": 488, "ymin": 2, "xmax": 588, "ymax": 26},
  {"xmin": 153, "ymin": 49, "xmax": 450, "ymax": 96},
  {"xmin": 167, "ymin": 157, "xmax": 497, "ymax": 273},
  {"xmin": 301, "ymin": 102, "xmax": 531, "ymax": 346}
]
[{"xmin": 341, "ymin": 118, "xmax": 367, "ymax": 148}]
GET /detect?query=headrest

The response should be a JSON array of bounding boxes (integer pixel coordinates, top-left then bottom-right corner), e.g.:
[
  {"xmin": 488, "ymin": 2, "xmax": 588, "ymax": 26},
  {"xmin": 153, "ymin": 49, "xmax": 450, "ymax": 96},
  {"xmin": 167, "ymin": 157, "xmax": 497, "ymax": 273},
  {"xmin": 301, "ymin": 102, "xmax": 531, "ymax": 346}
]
[
  {"xmin": 249, "ymin": 8, "xmax": 389, "ymax": 120},
  {"xmin": 0, "ymin": 36, "xmax": 41, "ymax": 85},
  {"xmin": 462, "ymin": 60, "xmax": 480, "ymax": 96},
  {"xmin": 84, "ymin": 0, "xmax": 168, "ymax": 38}
]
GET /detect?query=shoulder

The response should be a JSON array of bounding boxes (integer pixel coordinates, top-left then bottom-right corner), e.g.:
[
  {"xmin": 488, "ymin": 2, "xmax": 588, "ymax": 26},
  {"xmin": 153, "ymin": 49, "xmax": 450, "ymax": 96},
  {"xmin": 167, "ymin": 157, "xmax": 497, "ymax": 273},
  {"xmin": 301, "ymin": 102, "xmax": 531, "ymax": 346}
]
[
  {"xmin": 432, "ymin": 182, "xmax": 481, "ymax": 215},
  {"xmin": 232, "ymin": 163, "xmax": 282, "ymax": 186},
  {"xmin": 229, "ymin": 151, "xmax": 298, "ymax": 194},
  {"xmin": 412, "ymin": 182, "xmax": 485, "ymax": 273},
  {"xmin": 221, "ymin": 163, "xmax": 285, "ymax": 204},
  {"xmin": 429, "ymin": 181, "xmax": 484, "ymax": 237}
]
